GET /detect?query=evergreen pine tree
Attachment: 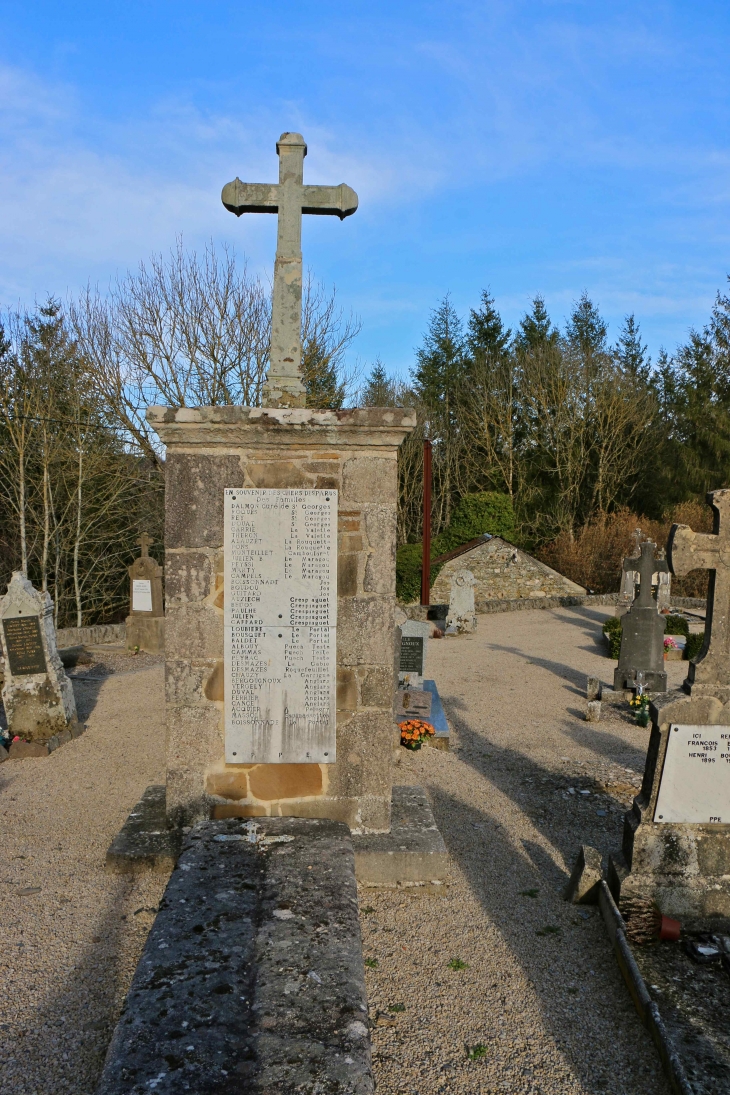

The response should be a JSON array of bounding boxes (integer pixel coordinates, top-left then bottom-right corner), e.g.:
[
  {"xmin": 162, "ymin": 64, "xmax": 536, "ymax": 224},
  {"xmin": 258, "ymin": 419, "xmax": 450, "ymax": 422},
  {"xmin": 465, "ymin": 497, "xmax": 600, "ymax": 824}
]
[
  {"xmin": 412, "ymin": 294, "xmax": 465, "ymax": 407},
  {"xmin": 362, "ymin": 359, "xmax": 396, "ymax": 406},
  {"xmin": 515, "ymin": 295, "xmax": 558, "ymax": 350},
  {"xmin": 467, "ymin": 289, "xmax": 511, "ymax": 361},
  {"xmin": 615, "ymin": 314, "xmax": 650, "ymax": 379},
  {"xmin": 565, "ymin": 292, "xmax": 608, "ymax": 360}
]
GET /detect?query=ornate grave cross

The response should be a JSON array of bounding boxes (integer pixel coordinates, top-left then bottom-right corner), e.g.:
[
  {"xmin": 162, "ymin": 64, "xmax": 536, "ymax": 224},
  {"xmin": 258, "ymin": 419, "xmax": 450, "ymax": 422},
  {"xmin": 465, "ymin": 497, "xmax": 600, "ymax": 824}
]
[
  {"xmin": 623, "ymin": 540, "xmax": 667, "ymax": 608},
  {"xmin": 668, "ymin": 488, "xmax": 730, "ymax": 694},
  {"xmin": 137, "ymin": 533, "xmax": 154, "ymax": 558},
  {"xmin": 221, "ymin": 132, "xmax": 358, "ymax": 408}
]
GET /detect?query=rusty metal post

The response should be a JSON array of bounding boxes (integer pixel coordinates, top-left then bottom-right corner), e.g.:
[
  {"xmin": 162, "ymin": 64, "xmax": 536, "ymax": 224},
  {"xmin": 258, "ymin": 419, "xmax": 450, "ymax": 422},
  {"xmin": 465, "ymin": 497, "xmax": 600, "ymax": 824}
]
[{"xmin": 421, "ymin": 438, "xmax": 432, "ymax": 606}]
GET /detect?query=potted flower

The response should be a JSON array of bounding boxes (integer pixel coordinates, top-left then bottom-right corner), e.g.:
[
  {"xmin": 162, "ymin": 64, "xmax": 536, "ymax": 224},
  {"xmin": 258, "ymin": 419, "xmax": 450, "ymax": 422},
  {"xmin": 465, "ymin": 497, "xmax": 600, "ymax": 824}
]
[{"xmin": 399, "ymin": 719, "xmax": 435, "ymax": 750}]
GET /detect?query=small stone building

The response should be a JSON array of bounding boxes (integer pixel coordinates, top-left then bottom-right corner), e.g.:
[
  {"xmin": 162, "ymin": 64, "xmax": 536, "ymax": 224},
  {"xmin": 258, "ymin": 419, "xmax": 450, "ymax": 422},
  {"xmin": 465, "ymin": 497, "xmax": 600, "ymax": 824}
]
[{"xmin": 430, "ymin": 535, "xmax": 585, "ymax": 606}]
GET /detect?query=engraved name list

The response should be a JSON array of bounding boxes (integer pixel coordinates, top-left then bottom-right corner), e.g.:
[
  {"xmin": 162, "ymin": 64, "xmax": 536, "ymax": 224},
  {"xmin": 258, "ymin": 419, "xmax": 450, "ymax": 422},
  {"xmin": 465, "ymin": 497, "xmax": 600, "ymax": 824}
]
[{"xmin": 224, "ymin": 488, "xmax": 337, "ymax": 764}]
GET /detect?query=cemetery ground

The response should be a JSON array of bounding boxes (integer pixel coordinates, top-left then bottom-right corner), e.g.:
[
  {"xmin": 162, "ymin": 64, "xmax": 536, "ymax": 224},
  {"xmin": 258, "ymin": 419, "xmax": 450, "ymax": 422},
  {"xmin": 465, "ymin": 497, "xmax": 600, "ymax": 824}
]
[{"xmin": 0, "ymin": 610, "xmax": 684, "ymax": 1095}]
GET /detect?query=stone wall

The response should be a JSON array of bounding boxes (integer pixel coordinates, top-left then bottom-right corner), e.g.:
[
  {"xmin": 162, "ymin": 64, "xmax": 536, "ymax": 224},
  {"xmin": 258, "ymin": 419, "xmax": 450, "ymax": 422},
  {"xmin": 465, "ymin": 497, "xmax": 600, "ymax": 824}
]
[
  {"xmin": 430, "ymin": 537, "xmax": 585, "ymax": 604},
  {"xmin": 149, "ymin": 406, "xmax": 415, "ymax": 834}
]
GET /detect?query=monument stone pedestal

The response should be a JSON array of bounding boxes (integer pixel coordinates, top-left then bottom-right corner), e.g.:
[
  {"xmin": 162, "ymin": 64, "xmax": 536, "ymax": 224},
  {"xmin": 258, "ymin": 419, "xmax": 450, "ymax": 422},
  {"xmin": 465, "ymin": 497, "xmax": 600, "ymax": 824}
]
[
  {"xmin": 618, "ymin": 491, "xmax": 730, "ymax": 917},
  {"xmin": 149, "ymin": 405, "xmax": 415, "ymax": 834},
  {"xmin": 0, "ymin": 572, "xmax": 79, "ymax": 744}
]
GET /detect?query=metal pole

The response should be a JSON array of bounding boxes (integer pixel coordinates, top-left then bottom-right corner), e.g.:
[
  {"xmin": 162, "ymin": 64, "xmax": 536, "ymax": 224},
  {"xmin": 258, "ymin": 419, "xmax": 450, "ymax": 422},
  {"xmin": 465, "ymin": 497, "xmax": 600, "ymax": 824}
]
[{"xmin": 421, "ymin": 439, "xmax": 432, "ymax": 606}]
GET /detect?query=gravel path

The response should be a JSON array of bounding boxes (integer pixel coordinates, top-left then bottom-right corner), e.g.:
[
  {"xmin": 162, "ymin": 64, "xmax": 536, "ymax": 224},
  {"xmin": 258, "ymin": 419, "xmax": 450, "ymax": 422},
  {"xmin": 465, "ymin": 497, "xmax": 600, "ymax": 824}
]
[
  {"xmin": 362, "ymin": 605, "xmax": 684, "ymax": 1095},
  {"xmin": 0, "ymin": 651, "xmax": 167, "ymax": 1095}
]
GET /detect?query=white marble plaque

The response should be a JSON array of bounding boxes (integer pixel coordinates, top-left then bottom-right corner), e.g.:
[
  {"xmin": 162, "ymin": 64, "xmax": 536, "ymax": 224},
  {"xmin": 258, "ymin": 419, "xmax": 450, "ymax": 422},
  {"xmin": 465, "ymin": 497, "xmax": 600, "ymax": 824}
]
[
  {"xmin": 132, "ymin": 579, "xmax": 153, "ymax": 612},
  {"xmin": 654, "ymin": 725, "xmax": 730, "ymax": 823},
  {"xmin": 224, "ymin": 488, "xmax": 337, "ymax": 765}
]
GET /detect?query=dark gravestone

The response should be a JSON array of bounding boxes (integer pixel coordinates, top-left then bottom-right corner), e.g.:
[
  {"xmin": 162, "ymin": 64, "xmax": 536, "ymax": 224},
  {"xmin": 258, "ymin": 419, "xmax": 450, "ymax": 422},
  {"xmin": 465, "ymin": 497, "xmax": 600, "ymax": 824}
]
[
  {"xmin": 399, "ymin": 635, "xmax": 424, "ymax": 675},
  {"xmin": 614, "ymin": 540, "xmax": 668, "ymax": 693},
  {"xmin": 2, "ymin": 616, "xmax": 47, "ymax": 676}
]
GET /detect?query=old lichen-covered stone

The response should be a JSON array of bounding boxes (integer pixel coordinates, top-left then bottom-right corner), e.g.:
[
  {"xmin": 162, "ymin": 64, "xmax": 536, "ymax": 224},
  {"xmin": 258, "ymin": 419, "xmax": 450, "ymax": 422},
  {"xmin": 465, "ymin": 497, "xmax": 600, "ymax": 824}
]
[
  {"xmin": 148, "ymin": 405, "xmax": 414, "ymax": 833},
  {"xmin": 429, "ymin": 536, "xmax": 585, "ymax": 605},
  {"xmin": 445, "ymin": 568, "xmax": 477, "ymax": 634},
  {"xmin": 0, "ymin": 572, "xmax": 78, "ymax": 743}
]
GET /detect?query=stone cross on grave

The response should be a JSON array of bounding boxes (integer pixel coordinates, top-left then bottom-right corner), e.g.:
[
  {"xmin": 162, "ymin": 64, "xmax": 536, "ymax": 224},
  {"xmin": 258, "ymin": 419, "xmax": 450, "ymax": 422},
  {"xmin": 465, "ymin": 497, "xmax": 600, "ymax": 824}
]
[
  {"xmin": 221, "ymin": 133, "xmax": 358, "ymax": 408},
  {"xmin": 624, "ymin": 540, "xmax": 668, "ymax": 609},
  {"xmin": 137, "ymin": 533, "xmax": 154, "ymax": 559},
  {"xmin": 668, "ymin": 488, "xmax": 730, "ymax": 696}
]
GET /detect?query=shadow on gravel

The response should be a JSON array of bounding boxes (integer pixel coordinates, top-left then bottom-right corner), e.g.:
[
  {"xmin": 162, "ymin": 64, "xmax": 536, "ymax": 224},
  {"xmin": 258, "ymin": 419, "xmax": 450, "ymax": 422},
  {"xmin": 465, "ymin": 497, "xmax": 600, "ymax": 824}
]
[
  {"xmin": 69, "ymin": 668, "xmax": 113, "ymax": 721},
  {"xmin": 563, "ymin": 723, "xmax": 649, "ymax": 769},
  {"xmin": 427, "ymin": 781, "xmax": 668, "ymax": 1095},
  {"xmin": 482, "ymin": 645, "xmax": 588, "ymax": 694},
  {"xmin": 3, "ymin": 879, "xmax": 144, "ymax": 1095}
]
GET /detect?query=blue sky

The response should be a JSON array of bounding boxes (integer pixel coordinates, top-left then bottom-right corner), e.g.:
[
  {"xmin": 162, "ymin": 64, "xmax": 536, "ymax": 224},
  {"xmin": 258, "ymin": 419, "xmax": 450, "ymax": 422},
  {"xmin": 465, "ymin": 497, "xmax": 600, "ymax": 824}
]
[{"xmin": 1, "ymin": 1, "xmax": 729, "ymax": 379}]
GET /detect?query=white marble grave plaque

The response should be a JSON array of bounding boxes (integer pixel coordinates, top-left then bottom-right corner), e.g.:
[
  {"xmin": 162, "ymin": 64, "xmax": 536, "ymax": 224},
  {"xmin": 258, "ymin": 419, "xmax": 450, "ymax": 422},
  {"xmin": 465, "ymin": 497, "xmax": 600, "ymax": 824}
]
[
  {"xmin": 654, "ymin": 725, "xmax": 730, "ymax": 823},
  {"xmin": 132, "ymin": 579, "xmax": 153, "ymax": 612},
  {"xmin": 224, "ymin": 488, "xmax": 337, "ymax": 765}
]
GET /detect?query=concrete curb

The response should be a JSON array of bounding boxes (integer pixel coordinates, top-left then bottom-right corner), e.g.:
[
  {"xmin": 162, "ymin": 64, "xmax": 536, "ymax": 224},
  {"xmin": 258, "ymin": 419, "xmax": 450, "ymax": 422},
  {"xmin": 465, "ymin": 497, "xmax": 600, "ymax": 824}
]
[{"xmin": 597, "ymin": 881, "xmax": 694, "ymax": 1095}]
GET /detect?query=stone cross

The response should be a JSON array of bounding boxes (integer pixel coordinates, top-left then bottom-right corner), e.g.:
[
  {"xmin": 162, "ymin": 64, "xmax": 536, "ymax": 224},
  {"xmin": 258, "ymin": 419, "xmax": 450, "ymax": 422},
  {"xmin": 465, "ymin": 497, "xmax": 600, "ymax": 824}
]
[
  {"xmin": 624, "ymin": 540, "xmax": 668, "ymax": 609},
  {"xmin": 221, "ymin": 133, "xmax": 358, "ymax": 408},
  {"xmin": 668, "ymin": 488, "xmax": 730, "ymax": 694},
  {"xmin": 137, "ymin": 533, "xmax": 154, "ymax": 558}
]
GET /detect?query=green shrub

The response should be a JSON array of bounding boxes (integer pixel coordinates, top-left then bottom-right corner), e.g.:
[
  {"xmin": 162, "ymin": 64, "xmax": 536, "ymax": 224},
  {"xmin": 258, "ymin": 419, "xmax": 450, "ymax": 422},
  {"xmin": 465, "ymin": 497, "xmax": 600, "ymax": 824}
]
[
  {"xmin": 664, "ymin": 614, "xmax": 689, "ymax": 637},
  {"xmin": 395, "ymin": 543, "xmax": 445, "ymax": 604},
  {"xmin": 602, "ymin": 616, "xmax": 622, "ymax": 658},
  {"xmin": 685, "ymin": 632, "xmax": 705, "ymax": 661},
  {"xmin": 432, "ymin": 492, "xmax": 516, "ymax": 556},
  {"xmin": 396, "ymin": 492, "xmax": 515, "ymax": 604}
]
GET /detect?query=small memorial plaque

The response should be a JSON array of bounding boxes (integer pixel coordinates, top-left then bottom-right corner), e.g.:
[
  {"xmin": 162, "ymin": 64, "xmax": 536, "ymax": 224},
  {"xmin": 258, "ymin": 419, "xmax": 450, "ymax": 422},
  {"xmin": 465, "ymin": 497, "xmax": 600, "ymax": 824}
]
[
  {"xmin": 654, "ymin": 725, "xmax": 730, "ymax": 823},
  {"xmin": 224, "ymin": 488, "xmax": 337, "ymax": 765},
  {"xmin": 2, "ymin": 615, "xmax": 47, "ymax": 676},
  {"xmin": 399, "ymin": 635, "xmax": 424, "ymax": 675},
  {"xmin": 132, "ymin": 579, "xmax": 153, "ymax": 612},
  {"xmin": 395, "ymin": 688, "xmax": 432, "ymax": 720}
]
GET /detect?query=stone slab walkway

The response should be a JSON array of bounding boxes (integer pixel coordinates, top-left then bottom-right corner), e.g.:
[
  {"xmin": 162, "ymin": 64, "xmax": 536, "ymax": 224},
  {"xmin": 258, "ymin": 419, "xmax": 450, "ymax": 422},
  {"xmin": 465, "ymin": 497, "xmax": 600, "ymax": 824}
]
[
  {"xmin": 362, "ymin": 605, "xmax": 685, "ymax": 1095},
  {"xmin": 0, "ymin": 654, "xmax": 168, "ymax": 1095}
]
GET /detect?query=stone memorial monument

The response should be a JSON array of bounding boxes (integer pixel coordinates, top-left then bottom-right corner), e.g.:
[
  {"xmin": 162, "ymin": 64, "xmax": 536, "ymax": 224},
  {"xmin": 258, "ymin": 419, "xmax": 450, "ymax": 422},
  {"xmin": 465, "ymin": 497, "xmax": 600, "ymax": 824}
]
[
  {"xmin": 445, "ymin": 568, "xmax": 477, "ymax": 634},
  {"xmin": 146, "ymin": 131, "xmax": 415, "ymax": 833},
  {"xmin": 126, "ymin": 533, "xmax": 165, "ymax": 654},
  {"xmin": 614, "ymin": 541, "xmax": 668, "ymax": 693},
  {"xmin": 0, "ymin": 572, "xmax": 78, "ymax": 745},
  {"xmin": 618, "ymin": 490, "xmax": 730, "ymax": 915}
]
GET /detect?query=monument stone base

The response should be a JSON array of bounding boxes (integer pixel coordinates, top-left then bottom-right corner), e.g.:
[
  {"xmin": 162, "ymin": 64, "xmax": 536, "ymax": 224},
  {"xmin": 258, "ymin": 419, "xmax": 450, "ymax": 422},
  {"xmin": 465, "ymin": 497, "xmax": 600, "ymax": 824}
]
[
  {"xmin": 126, "ymin": 615, "xmax": 165, "ymax": 654},
  {"xmin": 620, "ymin": 689, "xmax": 730, "ymax": 917}
]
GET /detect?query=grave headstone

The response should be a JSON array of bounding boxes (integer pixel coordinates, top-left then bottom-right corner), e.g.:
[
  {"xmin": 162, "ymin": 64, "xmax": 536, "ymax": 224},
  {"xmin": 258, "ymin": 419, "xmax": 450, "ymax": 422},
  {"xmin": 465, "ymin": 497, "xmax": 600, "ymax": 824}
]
[
  {"xmin": 613, "ymin": 541, "xmax": 667, "ymax": 693},
  {"xmin": 618, "ymin": 490, "xmax": 730, "ymax": 915},
  {"xmin": 445, "ymin": 568, "xmax": 477, "ymax": 634},
  {"xmin": 0, "ymin": 572, "xmax": 78, "ymax": 744},
  {"xmin": 395, "ymin": 688, "xmax": 432, "ymax": 720},
  {"xmin": 126, "ymin": 533, "xmax": 165, "ymax": 654},
  {"xmin": 398, "ymin": 620, "xmax": 430, "ymax": 689}
]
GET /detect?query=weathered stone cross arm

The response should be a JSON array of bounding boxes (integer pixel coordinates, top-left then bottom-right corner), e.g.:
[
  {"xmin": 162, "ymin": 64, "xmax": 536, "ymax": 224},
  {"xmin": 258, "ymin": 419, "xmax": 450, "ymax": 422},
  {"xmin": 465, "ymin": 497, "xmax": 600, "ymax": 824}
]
[
  {"xmin": 667, "ymin": 489, "xmax": 730, "ymax": 577},
  {"xmin": 222, "ymin": 179, "xmax": 358, "ymax": 220}
]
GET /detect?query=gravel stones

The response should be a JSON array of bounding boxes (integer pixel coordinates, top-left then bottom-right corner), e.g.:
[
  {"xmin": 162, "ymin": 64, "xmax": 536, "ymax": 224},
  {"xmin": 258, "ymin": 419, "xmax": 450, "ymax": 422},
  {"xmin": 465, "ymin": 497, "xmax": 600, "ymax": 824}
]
[
  {"xmin": 360, "ymin": 606, "xmax": 678, "ymax": 1094},
  {"xmin": 0, "ymin": 650, "xmax": 168, "ymax": 1095}
]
